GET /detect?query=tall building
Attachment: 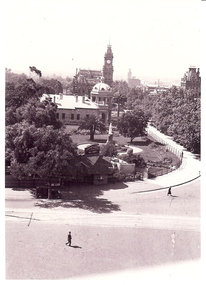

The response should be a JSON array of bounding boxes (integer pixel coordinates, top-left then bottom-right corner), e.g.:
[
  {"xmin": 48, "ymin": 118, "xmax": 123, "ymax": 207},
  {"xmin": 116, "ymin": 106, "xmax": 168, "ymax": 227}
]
[
  {"xmin": 181, "ymin": 67, "xmax": 201, "ymax": 94},
  {"xmin": 72, "ymin": 69, "xmax": 102, "ymax": 96},
  {"xmin": 127, "ymin": 69, "xmax": 141, "ymax": 88},
  {"xmin": 102, "ymin": 44, "xmax": 114, "ymax": 87},
  {"xmin": 72, "ymin": 44, "xmax": 114, "ymax": 94}
]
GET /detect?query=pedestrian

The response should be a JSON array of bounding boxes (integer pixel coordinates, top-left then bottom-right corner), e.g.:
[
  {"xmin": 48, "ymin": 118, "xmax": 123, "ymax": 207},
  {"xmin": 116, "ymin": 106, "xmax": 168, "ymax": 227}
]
[
  {"xmin": 167, "ymin": 186, "xmax": 172, "ymax": 196},
  {"xmin": 66, "ymin": 231, "xmax": 72, "ymax": 246}
]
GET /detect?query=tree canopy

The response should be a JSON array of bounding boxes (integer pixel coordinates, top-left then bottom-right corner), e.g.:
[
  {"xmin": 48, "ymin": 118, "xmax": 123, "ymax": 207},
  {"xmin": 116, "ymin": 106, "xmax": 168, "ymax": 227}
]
[
  {"xmin": 5, "ymin": 69, "xmax": 77, "ymax": 198},
  {"xmin": 150, "ymin": 88, "xmax": 200, "ymax": 153},
  {"xmin": 6, "ymin": 123, "xmax": 78, "ymax": 197},
  {"xmin": 29, "ymin": 66, "xmax": 42, "ymax": 77},
  {"xmin": 78, "ymin": 115, "xmax": 107, "ymax": 141},
  {"xmin": 112, "ymin": 80, "xmax": 129, "ymax": 116},
  {"xmin": 123, "ymin": 84, "xmax": 201, "ymax": 154},
  {"xmin": 117, "ymin": 109, "xmax": 149, "ymax": 142}
]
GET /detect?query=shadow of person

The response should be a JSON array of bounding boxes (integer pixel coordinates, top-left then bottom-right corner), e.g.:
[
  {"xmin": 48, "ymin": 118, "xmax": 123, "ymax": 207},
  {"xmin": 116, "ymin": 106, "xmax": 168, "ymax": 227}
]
[{"xmin": 67, "ymin": 245, "xmax": 82, "ymax": 249}]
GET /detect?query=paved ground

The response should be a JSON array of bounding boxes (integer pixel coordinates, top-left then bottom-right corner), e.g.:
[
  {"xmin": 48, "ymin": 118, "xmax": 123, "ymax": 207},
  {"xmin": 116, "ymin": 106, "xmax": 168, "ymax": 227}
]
[{"xmin": 5, "ymin": 144, "xmax": 201, "ymax": 280}]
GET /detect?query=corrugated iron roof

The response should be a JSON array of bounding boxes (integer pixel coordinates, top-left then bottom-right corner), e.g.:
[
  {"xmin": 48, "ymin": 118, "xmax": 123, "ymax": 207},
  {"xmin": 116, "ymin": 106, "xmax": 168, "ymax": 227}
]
[{"xmin": 41, "ymin": 94, "xmax": 99, "ymax": 110}]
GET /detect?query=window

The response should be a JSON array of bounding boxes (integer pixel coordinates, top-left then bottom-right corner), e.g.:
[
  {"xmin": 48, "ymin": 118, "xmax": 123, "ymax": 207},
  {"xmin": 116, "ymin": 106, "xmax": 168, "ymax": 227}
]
[
  {"xmin": 77, "ymin": 114, "xmax": 80, "ymax": 120},
  {"xmin": 92, "ymin": 96, "xmax": 96, "ymax": 102},
  {"xmin": 56, "ymin": 113, "xmax": 59, "ymax": 119},
  {"xmin": 62, "ymin": 113, "xmax": 65, "ymax": 119},
  {"xmin": 86, "ymin": 114, "xmax": 89, "ymax": 118},
  {"xmin": 71, "ymin": 114, "xmax": 74, "ymax": 120},
  {"xmin": 97, "ymin": 174, "xmax": 104, "ymax": 181}
]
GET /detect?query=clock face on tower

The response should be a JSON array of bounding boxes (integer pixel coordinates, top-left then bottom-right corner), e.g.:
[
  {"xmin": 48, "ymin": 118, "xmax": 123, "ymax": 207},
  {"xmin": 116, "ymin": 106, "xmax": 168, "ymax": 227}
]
[{"xmin": 107, "ymin": 60, "xmax": 111, "ymax": 64}]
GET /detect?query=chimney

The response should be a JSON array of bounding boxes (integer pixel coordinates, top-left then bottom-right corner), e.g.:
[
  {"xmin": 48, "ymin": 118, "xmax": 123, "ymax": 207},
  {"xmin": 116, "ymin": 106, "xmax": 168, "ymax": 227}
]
[
  {"xmin": 82, "ymin": 95, "xmax": 85, "ymax": 103},
  {"xmin": 75, "ymin": 94, "xmax": 78, "ymax": 102},
  {"xmin": 54, "ymin": 96, "xmax": 56, "ymax": 103}
]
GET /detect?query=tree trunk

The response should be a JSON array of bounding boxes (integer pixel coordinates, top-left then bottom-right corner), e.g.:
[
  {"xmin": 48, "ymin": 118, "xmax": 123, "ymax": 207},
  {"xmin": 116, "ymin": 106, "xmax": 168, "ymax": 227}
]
[
  {"xmin": 90, "ymin": 132, "xmax": 94, "ymax": 141},
  {"xmin": 48, "ymin": 179, "xmax": 52, "ymax": 199},
  {"xmin": 117, "ymin": 102, "xmax": 120, "ymax": 118},
  {"xmin": 90, "ymin": 127, "xmax": 95, "ymax": 141}
]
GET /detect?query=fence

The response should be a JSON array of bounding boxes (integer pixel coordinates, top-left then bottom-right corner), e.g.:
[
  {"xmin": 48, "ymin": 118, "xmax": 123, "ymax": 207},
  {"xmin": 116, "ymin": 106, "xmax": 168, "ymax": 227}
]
[
  {"xmin": 5, "ymin": 175, "xmax": 47, "ymax": 188},
  {"xmin": 146, "ymin": 124, "xmax": 184, "ymax": 178},
  {"xmin": 147, "ymin": 124, "xmax": 184, "ymax": 160},
  {"xmin": 148, "ymin": 160, "xmax": 181, "ymax": 178}
]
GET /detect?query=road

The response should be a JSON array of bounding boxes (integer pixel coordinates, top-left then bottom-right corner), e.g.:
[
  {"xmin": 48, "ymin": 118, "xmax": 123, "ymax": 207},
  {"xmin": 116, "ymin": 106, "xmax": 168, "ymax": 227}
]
[{"xmin": 5, "ymin": 176, "xmax": 200, "ymax": 280}]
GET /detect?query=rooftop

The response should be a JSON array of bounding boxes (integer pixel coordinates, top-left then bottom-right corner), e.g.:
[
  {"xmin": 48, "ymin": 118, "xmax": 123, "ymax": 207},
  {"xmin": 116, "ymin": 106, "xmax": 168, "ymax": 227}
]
[{"xmin": 41, "ymin": 94, "xmax": 99, "ymax": 110}]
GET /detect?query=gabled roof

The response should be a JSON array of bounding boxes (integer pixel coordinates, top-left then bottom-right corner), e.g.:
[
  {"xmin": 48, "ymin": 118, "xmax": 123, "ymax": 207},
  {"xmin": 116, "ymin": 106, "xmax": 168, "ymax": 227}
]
[{"xmin": 78, "ymin": 155, "xmax": 112, "ymax": 174}]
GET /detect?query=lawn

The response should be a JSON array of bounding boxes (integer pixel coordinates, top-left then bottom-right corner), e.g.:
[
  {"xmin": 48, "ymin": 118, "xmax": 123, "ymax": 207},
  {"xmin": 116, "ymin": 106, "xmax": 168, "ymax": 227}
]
[{"xmin": 64, "ymin": 125, "xmax": 130, "ymax": 145}]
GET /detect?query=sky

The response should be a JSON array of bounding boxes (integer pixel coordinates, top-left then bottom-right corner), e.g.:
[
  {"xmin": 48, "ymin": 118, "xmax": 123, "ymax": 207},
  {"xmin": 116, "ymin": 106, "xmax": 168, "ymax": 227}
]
[{"xmin": 4, "ymin": 0, "xmax": 203, "ymax": 84}]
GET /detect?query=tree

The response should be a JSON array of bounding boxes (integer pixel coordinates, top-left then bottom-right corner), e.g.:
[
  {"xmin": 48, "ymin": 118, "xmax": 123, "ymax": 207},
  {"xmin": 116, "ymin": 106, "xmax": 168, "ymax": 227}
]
[
  {"xmin": 119, "ymin": 151, "xmax": 147, "ymax": 168},
  {"xmin": 112, "ymin": 80, "xmax": 129, "ymax": 117},
  {"xmin": 6, "ymin": 123, "xmax": 78, "ymax": 199},
  {"xmin": 29, "ymin": 66, "xmax": 42, "ymax": 77},
  {"xmin": 117, "ymin": 110, "xmax": 149, "ymax": 142},
  {"xmin": 39, "ymin": 78, "xmax": 63, "ymax": 94},
  {"xmin": 6, "ymin": 77, "xmax": 43, "ymax": 109},
  {"xmin": 78, "ymin": 115, "xmax": 107, "ymax": 141},
  {"xmin": 101, "ymin": 142, "xmax": 117, "ymax": 157},
  {"xmin": 126, "ymin": 87, "xmax": 147, "ymax": 111},
  {"xmin": 149, "ymin": 87, "xmax": 200, "ymax": 154},
  {"xmin": 6, "ymin": 98, "xmax": 62, "ymax": 128}
]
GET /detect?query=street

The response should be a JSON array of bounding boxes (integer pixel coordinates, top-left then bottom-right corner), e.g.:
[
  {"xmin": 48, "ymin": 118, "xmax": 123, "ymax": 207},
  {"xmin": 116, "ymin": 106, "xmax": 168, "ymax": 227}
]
[{"xmin": 5, "ymin": 176, "xmax": 200, "ymax": 280}]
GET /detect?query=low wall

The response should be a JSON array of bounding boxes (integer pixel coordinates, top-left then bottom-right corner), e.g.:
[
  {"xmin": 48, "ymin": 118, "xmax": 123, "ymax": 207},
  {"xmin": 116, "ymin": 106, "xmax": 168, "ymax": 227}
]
[
  {"xmin": 5, "ymin": 175, "xmax": 46, "ymax": 188},
  {"xmin": 117, "ymin": 162, "xmax": 135, "ymax": 174}
]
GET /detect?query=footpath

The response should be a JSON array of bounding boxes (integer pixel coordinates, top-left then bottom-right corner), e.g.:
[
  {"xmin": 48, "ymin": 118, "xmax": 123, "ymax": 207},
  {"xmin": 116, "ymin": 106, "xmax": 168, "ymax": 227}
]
[
  {"xmin": 145, "ymin": 125, "xmax": 200, "ymax": 188},
  {"xmin": 147, "ymin": 149, "xmax": 200, "ymax": 189}
]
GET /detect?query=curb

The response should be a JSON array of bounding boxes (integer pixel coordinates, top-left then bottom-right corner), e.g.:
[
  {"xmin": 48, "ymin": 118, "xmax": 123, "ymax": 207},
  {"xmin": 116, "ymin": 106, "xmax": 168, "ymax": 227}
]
[{"xmin": 135, "ymin": 175, "xmax": 201, "ymax": 194}]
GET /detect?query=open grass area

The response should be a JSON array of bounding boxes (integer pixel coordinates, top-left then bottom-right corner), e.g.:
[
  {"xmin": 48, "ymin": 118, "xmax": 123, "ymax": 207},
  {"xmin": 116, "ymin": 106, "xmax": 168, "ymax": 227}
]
[{"xmin": 64, "ymin": 125, "xmax": 130, "ymax": 145}]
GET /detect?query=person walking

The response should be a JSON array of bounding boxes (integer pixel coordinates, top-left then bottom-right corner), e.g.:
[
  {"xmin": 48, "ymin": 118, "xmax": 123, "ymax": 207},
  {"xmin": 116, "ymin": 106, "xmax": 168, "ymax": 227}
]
[
  {"xmin": 167, "ymin": 186, "xmax": 172, "ymax": 196},
  {"xmin": 66, "ymin": 231, "xmax": 72, "ymax": 246}
]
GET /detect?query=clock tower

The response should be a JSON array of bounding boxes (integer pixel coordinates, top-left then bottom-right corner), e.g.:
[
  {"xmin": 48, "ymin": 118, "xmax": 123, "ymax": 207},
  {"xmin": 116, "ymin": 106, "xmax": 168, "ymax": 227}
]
[{"xmin": 103, "ymin": 44, "xmax": 114, "ymax": 87}]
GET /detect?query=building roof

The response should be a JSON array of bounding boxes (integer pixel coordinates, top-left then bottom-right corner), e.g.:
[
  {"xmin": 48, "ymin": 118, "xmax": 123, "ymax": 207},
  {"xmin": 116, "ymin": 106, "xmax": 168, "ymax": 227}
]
[
  {"xmin": 91, "ymin": 82, "xmax": 112, "ymax": 95},
  {"xmin": 78, "ymin": 69, "xmax": 102, "ymax": 78},
  {"xmin": 79, "ymin": 155, "xmax": 112, "ymax": 174},
  {"xmin": 41, "ymin": 94, "xmax": 99, "ymax": 110}
]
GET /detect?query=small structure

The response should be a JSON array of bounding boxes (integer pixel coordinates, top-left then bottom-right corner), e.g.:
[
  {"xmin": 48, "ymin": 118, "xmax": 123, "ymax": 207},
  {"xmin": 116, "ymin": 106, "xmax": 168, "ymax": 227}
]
[
  {"xmin": 106, "ymin": 122, "xmax": 114, "ymax": 143},
  {"xmin": 110, "ymin": 157, "xmax": 135, "ymax": 174},
  {"xmin": 76, "ymin": 144, "xmax": 112, "ymax": 185}
]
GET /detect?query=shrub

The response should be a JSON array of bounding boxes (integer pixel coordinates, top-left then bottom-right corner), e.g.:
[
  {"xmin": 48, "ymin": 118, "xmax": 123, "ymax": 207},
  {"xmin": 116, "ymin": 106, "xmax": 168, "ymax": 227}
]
[
  {"xmin": 113, "ymin": 171, "xmax": 126, "ymax": 182},
  {"xmin": 100, "ymin": 142, "xmax": 118, "ymax": 157},
  {"xmin": 149, "ymin": 142, "xmax": 158, "ymax": 148}
]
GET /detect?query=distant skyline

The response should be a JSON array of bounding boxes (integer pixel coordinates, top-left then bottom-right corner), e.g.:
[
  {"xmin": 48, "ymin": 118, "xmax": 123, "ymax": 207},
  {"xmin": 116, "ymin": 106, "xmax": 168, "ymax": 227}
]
[{"xmin": 5, "ymin": 0, "xmax": 202, "ymax": 84}]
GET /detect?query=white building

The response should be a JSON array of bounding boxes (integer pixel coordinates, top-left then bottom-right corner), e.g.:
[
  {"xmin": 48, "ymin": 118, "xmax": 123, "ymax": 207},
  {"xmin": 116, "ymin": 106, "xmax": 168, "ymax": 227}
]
[{"xmin": 41, "ymin": 82, "xmax": 113, "ymax": 125}]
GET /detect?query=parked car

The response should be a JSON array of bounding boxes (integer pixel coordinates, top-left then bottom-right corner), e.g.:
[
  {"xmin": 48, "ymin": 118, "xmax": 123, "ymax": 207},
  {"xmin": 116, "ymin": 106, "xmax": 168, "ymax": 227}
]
[{"xmin": 32, "ymin": 186, "xmax": 62, "ymax": 199}]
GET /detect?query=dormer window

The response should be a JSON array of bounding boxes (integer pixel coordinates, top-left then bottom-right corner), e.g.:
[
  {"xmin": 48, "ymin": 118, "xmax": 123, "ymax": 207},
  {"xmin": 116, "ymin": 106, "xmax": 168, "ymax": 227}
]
[{"xmin": 101, "ymin": 88, "xmax": 105, "ymax": 91}]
